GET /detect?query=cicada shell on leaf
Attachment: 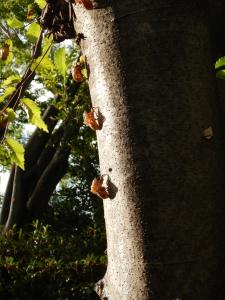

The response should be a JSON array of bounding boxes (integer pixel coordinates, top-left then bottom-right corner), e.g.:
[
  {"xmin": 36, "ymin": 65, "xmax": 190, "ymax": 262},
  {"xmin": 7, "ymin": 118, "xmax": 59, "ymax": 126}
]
[
  {"xmin": 1, "ymin": 44, "xmax": 10, "ymax": 61},
  {"xmin": 75, "ymin": 0, "xmax": 93, "ymax": 10},
  {"xmin": 91, "ymin": 175, "xmax": 110, "ymax": 199},
  {"xmin": 27, "ymin": 9, "xmax": 35, "ymax": 21},
  {"xmin": 83, "ymin": 107, "xmax": 104, "ymax": 131}
]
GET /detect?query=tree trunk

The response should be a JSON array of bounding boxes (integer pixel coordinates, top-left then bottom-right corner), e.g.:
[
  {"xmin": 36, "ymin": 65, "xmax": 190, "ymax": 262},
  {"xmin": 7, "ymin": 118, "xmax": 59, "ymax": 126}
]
[
  {"xmin": 0, "ymin": 105, "xmax": 75, "ymax": 231},
  {"xmin": 74, "ymin": 1, "xmax": 225, "ymax": 299}
]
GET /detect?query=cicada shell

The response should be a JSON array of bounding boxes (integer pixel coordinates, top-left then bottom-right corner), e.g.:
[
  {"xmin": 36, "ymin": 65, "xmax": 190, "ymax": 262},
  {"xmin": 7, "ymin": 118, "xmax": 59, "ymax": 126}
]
[
  {"xmin": 83, "ymin": 107, "xmax": 105, "ymax": 131},
  {"xmin": 75, "ymin": 0, "xmax": 93, "ymax": 10},
  {"xmin": 1, "ymin": 44, "xmax": 10, "ymax": 61},
  {"xmin": 202, "ymin": 126, "xmax": 213, "ymax": 140},
  {"xmin": 91, "ymin": 175, "xmax": 110, "ymax": 199},
  {"xmin": 27, "ymin": 9, "xmax": 35, "ymax": 21},
  {"xmin": 71, "ymin": 65, "xmax": 84, "ymax": 82},
  {"xmin": 83, "ymin": 108, "xmax": 101, "ymax": 130}
]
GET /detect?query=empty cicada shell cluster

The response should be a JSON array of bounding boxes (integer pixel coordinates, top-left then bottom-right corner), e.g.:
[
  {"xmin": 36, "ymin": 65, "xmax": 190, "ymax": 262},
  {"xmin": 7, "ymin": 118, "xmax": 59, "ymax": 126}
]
[
  {"xmin": 83, "ymin": 107, "xmax": 104, "ymax": 131},
  {"xmin": 91, "ymin": 175, "xmax": 110, "ymax": 199}
]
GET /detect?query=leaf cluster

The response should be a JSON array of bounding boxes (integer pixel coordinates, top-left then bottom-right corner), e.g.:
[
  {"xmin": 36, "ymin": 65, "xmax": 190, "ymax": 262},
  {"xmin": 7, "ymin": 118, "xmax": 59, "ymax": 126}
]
[{"xmin": 0, "ymin": 221, "xmax": 106, "ymax": 300}]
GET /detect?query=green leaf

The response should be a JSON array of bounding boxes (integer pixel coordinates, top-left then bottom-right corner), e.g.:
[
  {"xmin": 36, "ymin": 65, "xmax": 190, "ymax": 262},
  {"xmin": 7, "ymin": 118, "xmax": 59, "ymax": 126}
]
[
  {"xmin": 215, "ymin": 57, "xmax": 225, "ymax": 69},
  {"xmin": 31, "ymin": 55, "xmax": 54, "ymax": 73},
  {"xmin": 4, "ymin": 39, "xmax": 13, "ymax": 48},
  {"xmin": 26, "ymin": 23, "xmax": 41, "ymax": 43},
  {"xmin": 5, "ymin": 138, "xmax": 25, "ymax": 170},
  {"xmin": 54, "ymin": 47, "xmax": 66, "ymax": 80},
  {"xmin": 7, "ymin": 17, "xmax": 23, "ymax": 29},
  {"xmin": 35, "ymin": 0, "xmax": 46, "ymax": 9},
  {"xmin": 216, "ymin": 70, "xmax": 225, "ymax": 80},
  {"xmin": 21, "ymin": 98, "xmax": 48, "ymax": 132},
  {"xmin": 5, "ymin": 108, "xmax": 16, "ymax": 122},
  {"xmin": 1, "ymin": 74, "xmax": 21, "ymax": 87},
  {"xmin": 0, "ymin": 86, "xmax": 16, "ymax": 103},
  {"xmin": 31, "ymin": 36, "xmax": 54, "ymax": 72}
]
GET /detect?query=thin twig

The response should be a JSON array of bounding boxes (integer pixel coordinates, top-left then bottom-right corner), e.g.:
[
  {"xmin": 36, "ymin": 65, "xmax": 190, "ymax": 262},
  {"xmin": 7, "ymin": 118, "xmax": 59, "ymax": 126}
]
[{"xmin": 0, "ymin": 40, "xmax": 53, "ymax": 114}]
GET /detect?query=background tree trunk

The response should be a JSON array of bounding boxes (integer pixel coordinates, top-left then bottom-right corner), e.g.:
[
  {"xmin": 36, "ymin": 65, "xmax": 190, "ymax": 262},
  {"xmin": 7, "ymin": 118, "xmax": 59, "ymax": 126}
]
[
  {"xmin": 74, "ymin": 1, "xmax": 225, "ymax": 299},
  {"xmin": 0, "ymin": 105, "xmax": 75, "ymax": 231}
]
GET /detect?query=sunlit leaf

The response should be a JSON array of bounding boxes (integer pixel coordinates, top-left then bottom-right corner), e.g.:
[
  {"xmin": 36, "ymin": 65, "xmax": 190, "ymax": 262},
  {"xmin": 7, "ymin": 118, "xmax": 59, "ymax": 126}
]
[
  {"xmin": 7, "ymin": 17, "xmax": 23, "ymax": 29},
  {"xmin": 5, "ymin": 108, "xmax": 16, "ymax": 122},
  {"xmin": 1, "ymin": 74, "xmax": 21, "ymax": 87},
  {"xmin": 5, "ymin": 138, "xmax": 25, "ymax": 170},
  {"xmin": 0, "ymin": 86, "xmax": 16, "ymax": 103},
  {"xmin": 26, "ymin": 22, "xmax": 41, "ymax": 42},
  {"xmin": 4, "ymin": 39, "xmax": 13, "ymax": 49},
  {"xmin": 31, "ymin": 37, "xmax": 53, "ymax": 72},
  {"xmin": 54, "ymin": 47, "xmax": 66, "ymax": 80},
  {"xmin": 43, "ymin": 35, "xmax": 53, "ymax": 50},
  {"xmin": 21, "ymin": 98, "xmax": 48, "ymax": 132},
  {"xmin": 31, "ymin": 55, "xmax": 54, "ymax": 73},
  {"xmin": 35, "ymin": 0, "xmax": 46, "ymax": 9},
  {"xmin": 215, "ymin": 57, "xmax": 225, "ymax": 69}
]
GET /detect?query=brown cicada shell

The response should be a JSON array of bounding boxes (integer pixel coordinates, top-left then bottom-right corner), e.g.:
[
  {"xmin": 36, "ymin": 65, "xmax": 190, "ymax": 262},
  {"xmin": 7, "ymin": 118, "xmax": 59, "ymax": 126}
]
[
  {"xmin": 75, "ymin": 0, "xmax": 93, "ymax": 10},
  {"xmin": 83, "ymin": 107, "xmax": 104, "ymax": 131},
  {"xmin": 91, "ymin": 175, "xmax": 110, "ymax": 199},
  {"xmin": 1, "ymin": 44, "xmax": 10, "ymax": 61},
  {"xmin": 27, "ymin": 9, "xmax": 35, "ymax": 21},
  {"xmin": 71, "ymin": 65, "xmax": 84, "ymax": 82}
]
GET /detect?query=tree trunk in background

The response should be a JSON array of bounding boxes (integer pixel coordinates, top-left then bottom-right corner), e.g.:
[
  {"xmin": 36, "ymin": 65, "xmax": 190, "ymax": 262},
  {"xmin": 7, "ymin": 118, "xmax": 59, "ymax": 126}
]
[
  {"xmin": 0, "ymin": 105, "xmax": 74, "ymax": 231},
  {"xmin": 74, "ymin": 1, "xmax": 225, "ymax": 299}
]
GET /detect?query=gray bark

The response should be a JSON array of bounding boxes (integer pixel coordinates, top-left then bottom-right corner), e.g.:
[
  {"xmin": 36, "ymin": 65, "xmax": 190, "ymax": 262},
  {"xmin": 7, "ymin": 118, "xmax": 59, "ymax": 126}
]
[
  {"xmin": 0, "ymin": 166, "xmax": 15, "ymax": 226},
  {"xmin": 25, "ymin": 104, "xmax": 59, "ymax": 169},
  {"xmin": 74, "ymin": 1, "xmax": 225, "ymax": 299},
  {"xmin": 0, "ymin": 105, "xmax": 74, "ymax": 231},
  {"xmin": 3, "ymin": 167, "xmax": 24, "ymax": 233},
  {"xmin": 26, "ymin": 115, "xmax": 76, "ymax": 217}
]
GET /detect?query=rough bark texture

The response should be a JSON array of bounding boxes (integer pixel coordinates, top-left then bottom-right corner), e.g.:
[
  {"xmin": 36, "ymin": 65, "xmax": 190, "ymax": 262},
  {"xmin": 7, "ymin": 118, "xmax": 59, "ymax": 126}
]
[{"xmin": 74, "ymin": 1, "xmax": 225, "ymax": 299}]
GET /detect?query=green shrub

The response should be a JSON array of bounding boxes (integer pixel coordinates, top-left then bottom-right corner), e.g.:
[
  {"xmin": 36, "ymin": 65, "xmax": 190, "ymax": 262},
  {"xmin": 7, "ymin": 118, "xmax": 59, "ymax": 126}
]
[{"xmin": 0, "ymin": 221, "xmax": 106, "ymax": 300}]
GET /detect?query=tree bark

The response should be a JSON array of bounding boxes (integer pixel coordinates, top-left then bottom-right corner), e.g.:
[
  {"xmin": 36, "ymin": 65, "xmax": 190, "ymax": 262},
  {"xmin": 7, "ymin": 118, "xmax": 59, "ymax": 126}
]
[
  {"xmin": 0, "ymin": 166, "xmax": 15, "ymax": 226},
  {"xmin": 25, "ymin": 104, "xmax": 59, "ymax": 169},
  {"xmin": 0, "ymin": 105, "xmax": 75, "ymax": 231},
  {"xmin": 3, "ymin": 166, "xmax": 25, "ymax": 232},
  {"xmin": 74, "ymin": 1, "xmax": 225, "ymax": 299}
]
